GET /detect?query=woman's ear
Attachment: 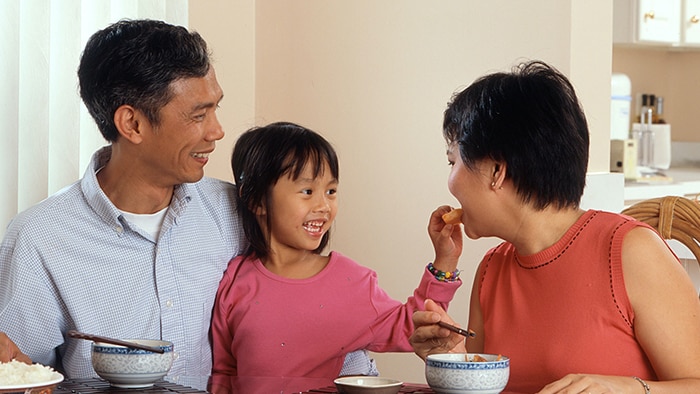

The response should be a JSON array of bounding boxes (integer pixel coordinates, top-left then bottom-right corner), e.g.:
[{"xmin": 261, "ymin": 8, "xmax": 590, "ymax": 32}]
[
  {"xmin": 492, "ymin": 161, "xmax": 507, "ymax": 189},
  {"xmin": 113, "ymin": 104, "xmax": 144, "ymax": 144}
]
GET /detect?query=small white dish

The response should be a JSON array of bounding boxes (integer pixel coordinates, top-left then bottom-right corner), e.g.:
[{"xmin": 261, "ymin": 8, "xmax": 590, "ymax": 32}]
[{"xmin": 0, "ymin": 372, "xmax": 64, "ymax": 394}]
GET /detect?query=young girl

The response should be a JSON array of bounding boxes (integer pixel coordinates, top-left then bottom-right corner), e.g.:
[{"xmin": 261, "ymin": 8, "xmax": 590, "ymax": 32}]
[{"xmin": 209, "ymin": 122, "xmax": 463, "ymax": 394}]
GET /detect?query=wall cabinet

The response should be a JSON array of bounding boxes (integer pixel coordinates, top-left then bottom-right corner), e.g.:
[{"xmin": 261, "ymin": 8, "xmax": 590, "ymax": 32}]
[{"xmin": 614, "ymin": 0, "xmax": 700, "ymax": 47}]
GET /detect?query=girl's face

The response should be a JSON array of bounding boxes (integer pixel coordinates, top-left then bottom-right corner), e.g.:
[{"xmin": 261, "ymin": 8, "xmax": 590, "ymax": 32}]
[
  {"xmin": 446, "ymin": 141, "xmax": 493, "ymax": 239},
  {"xmin": 264, "ymin": 161, "xmax": 338, "ymax": 255}
]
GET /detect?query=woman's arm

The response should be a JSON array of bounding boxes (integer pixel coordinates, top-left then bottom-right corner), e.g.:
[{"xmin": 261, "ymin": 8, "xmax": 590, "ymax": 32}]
[
  {"xmin": 538, "ymin": 226, "xmax": 700, "ymax": 393},
  {"xmin": 623, "ymin": 227, "xmax": 700, "ymax": 393}
]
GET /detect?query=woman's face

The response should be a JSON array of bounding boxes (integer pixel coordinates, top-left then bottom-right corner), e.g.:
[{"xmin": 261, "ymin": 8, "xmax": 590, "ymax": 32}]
[{"xmin": 446, "ymin": 141, "xmax": 494, "ymax": 239}]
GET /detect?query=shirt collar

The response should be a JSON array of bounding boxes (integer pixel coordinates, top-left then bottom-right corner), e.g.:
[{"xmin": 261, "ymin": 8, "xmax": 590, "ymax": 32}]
[{"xmin": 80, "ymin": 146, "xmax": 194, "ymax": 235}]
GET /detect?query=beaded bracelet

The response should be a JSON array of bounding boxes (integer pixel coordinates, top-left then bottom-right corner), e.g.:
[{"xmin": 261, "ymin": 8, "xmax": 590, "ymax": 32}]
[{"xmin": 427, "ymin": 262, "xmax": 461, "ymax": 282}]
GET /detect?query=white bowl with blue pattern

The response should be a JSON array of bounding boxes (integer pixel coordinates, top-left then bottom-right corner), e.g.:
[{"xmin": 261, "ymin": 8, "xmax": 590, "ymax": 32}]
[
  {"xmin": 425, "ymin": 353, "xmax": 509, "ymax": 394},
  {"xmin": 91, "ymin": 339, "xmax": 174, "ymax": 388}
]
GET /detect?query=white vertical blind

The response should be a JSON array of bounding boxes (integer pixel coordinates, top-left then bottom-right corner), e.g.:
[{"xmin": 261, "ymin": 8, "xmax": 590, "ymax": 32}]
[{"xmin": 0, "ymin": 0, "xmax": 188, "ymax": 238}]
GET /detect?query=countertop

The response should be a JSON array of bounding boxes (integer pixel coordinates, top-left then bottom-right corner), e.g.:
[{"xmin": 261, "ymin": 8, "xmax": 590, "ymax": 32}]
[{"xmin": 624, "ymin": 167, "xmax": 700, "ymax": 203}]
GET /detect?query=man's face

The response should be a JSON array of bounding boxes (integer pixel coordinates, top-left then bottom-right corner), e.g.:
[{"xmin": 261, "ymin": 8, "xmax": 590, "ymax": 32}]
[{"xmin": 140, "ymin": 67, "xmax": 225, "ymax": 186}]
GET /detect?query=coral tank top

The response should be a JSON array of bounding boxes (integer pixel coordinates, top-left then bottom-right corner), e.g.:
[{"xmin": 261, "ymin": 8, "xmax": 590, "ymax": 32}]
[{"xmin": 478, "ymin": 210, "xmax": 658, "ymax": 393}]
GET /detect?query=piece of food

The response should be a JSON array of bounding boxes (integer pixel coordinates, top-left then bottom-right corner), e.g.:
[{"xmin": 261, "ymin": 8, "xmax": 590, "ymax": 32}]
[
  {"xmin": 466, "ymin": 354, "xmax": 503, "ymax": 362},
  {"xmin": 441, "ymin": 208, "xmax": 463, "ymax": 224}
]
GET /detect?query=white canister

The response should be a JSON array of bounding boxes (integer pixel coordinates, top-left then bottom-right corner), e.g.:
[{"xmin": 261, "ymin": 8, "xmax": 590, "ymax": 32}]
[
  {"xmin": 611, "ymin": 74, "xmax": 632, "ymax": 140},
  {"xmin": 631, "ymin": 123, "xmax": 672, "ymax": 170}
]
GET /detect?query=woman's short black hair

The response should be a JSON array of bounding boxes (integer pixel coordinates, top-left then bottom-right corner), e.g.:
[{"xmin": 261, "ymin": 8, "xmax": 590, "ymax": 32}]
[
  {"xmin": 232, "ymin": 121, "xmax": 340, "ymax": 259},
  {"xmin": 443, "ymin": 60, "xmax": 589, "ymax": 210}
]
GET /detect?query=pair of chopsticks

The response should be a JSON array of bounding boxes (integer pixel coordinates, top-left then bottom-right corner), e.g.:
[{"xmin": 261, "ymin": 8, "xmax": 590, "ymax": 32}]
[
  {"xmin": 67, "ymin": 330, "xmax": 165, "ymax": 354},
  {"xmin": 437, "ymin": 321, "xmax": 476, "ymax": 338}
]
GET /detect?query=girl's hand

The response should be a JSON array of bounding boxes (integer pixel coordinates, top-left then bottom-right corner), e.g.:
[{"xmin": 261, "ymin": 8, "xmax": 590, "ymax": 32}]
[
  {"xmin": 428, "ymin": 205, "xmax": 463, "ymax": 272},
  {"xmin": 410, "ymin": 299, "xmax": 466, "ymax": 360}
]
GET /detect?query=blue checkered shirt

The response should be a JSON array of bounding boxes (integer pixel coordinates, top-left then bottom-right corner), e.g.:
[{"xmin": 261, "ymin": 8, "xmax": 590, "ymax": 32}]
[{"xmin": 0, "ymin": 147, "xmax": 246, "ymax": 390}]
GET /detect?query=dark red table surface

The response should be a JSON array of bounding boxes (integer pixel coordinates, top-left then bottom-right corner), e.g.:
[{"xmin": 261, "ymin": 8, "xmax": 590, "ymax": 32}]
[
  {"xmin": 54, "ymin": 379, "xmax": 206, "ymax": 394},
  {"xmin": 53, "ymin": 379, "xmax": 435, "ymax": 394},
  {"xmin": 302, "ymin": 383, "xmax": 435, "ymax": 393}
]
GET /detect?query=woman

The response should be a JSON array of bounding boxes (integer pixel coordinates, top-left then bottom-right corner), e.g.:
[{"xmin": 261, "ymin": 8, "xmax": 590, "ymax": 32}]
[{"xmin": 410, "ymin": 61, "xmax": 700, "ymax": 393}]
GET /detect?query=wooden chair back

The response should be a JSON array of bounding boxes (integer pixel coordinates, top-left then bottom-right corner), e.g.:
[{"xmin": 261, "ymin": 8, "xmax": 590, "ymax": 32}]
[{"xmin": 621, "ymin": 196, "xmax": 700, "ymax": 263}]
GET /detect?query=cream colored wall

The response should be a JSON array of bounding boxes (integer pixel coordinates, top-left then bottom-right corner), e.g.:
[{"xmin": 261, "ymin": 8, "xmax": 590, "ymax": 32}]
[
  {"xmin": 190, "ymin": 0, "xmax": 613, "ymax": 385},
  {"xmin": 613, "ymin": 47, "xmax": 700, "ymax": 142},
  {"xmin": 190, "ymin": 0, "xmax": 257, "ymax": 182}
]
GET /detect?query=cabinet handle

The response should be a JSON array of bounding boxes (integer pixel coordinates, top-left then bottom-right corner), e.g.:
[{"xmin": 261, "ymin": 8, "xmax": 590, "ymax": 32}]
[
  {"xmin": 691, "ymin": 15, "xmax": 700, "ymax": 24},
  {"xmin": 644, "ymin": 11, "xmax": 655, "ymax": 22}
]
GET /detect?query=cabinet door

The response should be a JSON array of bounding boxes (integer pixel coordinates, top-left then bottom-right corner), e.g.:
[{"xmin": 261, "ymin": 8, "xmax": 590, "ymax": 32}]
[
  {"xmin": 637, "ymin": 0, "xmax": 681, "ymax": 43},
  {"xmin": 683, "ymin": 0, "xmax": 700, "ymax": 44}
]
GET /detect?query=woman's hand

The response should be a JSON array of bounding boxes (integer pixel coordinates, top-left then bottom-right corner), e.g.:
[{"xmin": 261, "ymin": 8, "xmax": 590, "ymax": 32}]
[
  {"xmin": 410, "ymin": 299, "xmax": 466, "ymax": 360},
  {"xmin": 428, "ymin": 205, "xmax": 463, "ymax": 272},
  {"xmin": 535, "ymin": 374, "xmax": 647, "ymax": 394},
  {"xmin": 0, "ymin": 332, "xmax": 31, "ymax": 364}
]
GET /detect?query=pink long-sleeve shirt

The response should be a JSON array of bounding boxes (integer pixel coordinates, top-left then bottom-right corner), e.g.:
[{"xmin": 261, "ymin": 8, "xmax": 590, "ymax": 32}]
[{"xmin": 210, "ymin": 251, "xmax": 461, "ymax": 393}]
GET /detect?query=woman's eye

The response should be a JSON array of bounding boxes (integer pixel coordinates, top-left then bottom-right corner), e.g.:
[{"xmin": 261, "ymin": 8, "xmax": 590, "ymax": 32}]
[
  {"xmin": 447, "ymin": 160, "xmax": 455, "ymax": 167},
  {"xmin": 327, "ymin": 188, "xmax": 337, "ymax": 195}
]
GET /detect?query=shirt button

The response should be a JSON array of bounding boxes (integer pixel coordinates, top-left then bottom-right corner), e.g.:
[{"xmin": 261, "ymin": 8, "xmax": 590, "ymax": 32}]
[{"xmin": 166, "ymin": 300, "xmax": 174, "ymax": 308}]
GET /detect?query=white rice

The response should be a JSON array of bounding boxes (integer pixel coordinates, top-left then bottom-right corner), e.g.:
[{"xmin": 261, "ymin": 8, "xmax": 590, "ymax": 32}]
[{"xmin": 0, "ymin": 360, "xmax": 59, "ymax": 386}]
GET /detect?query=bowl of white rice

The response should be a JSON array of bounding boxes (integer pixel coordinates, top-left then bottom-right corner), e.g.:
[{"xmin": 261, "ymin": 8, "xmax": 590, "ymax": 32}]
[{"xmin": 0, "ymin": 360, "xmax": 63, "ymax": 393}]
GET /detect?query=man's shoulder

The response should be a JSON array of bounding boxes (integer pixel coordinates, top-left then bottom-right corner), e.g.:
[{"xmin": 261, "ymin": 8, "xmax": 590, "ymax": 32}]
[
  {"xmin": 8, "ymin": 182, "xmax": 83, "ymax": 226},
  {"xmin": 189, "ymin": 177, "xmax": 236, "ymax": 194},
  {"xmin": 2, "ymin": 182, "xmax": 84, "ymax": 246},
  {"xmin": 183, "ymin": 177, "xmax": 237, "ymax": 206},
  {"xmin": 181, "ymin": 177, "xmax": 242, "ymax": 225}
]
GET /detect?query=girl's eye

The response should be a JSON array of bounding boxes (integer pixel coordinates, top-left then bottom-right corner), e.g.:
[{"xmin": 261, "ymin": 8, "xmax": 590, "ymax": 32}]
[
  {"xmin": 327, "ymin": 188, "xmax": 337, "ymax": 195},
  {"xmin": 301, "ymin": 189, "xmax": 312, "ymax": 195}
]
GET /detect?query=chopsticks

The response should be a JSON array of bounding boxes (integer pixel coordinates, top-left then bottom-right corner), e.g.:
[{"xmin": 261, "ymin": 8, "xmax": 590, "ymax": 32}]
[
  {"xmin": 67, "ymin": 330, "xmax": 165, "ymax": 354},
  {"xmin": 437, "ymin": 321, "xmax": 476, "ymax": 338}
]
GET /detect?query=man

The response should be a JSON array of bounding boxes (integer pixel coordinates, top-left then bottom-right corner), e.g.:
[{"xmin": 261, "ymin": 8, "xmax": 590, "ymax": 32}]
[{"xmin": 0, "ymin": 20, "xmax": 245, "ymax": 390}]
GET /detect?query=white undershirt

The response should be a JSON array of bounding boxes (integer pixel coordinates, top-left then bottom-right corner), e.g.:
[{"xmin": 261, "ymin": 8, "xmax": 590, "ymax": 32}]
[{"xmin": 120, "ymin": 207, "xmax": 168, "ymax": 241}]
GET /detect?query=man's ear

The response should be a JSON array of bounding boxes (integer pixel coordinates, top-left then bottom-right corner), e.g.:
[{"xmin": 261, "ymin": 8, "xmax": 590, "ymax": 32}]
[{"xmin": 113, "ymin": 105, "xmax": 145, "ymax": 144}]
